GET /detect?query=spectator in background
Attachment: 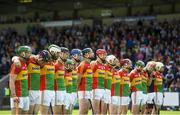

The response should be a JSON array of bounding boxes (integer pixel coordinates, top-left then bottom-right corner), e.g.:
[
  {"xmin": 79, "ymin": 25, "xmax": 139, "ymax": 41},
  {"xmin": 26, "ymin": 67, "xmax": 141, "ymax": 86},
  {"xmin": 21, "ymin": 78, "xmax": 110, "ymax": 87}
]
[
  {"xmin": 0, "ymin": 19, "xmax": 179, "ymax": 90},
  {"xmin": 164, "ymin": 70, "xmax": 174, "ymax": 91},
  {"xmin": 175, "ymin": 77, "xmax": 180, "ymax": 92}
]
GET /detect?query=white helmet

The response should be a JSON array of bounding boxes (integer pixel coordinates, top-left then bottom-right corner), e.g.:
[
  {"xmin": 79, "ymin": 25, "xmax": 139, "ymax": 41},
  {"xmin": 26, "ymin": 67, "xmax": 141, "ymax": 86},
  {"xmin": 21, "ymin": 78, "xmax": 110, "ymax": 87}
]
[
  {"xmin": 145, "ymin": 61, "xmax": 156, "ymax": 71},
  {"xmin": 155, "ymin": 62, "xmax": 164, "ymax": 71},
  {"xmin": 106, "ymin": 55, "xmax": 116, "ymax": 66},
  {"xmin": 48, "ymin": 44, "xmax": 61, "ymax": 53}
]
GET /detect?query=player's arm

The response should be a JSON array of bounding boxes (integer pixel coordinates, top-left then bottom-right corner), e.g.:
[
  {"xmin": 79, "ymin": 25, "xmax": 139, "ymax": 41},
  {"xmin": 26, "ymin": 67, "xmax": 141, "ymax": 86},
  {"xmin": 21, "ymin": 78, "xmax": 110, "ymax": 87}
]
[
  {"xmin": 90, "ymin": 61, "xmax": 96, "ymax": 72},
  {"xmin": 9, "ymin": 64, "xmax": 20, "ymax": 103},
  {"xmin": 9, "ymin": 73, "xmax": 17, "ymax": 97},
  {"xmin": 76, "ymin": 62, "xmax": 85, "ymax": 89},
  {"xmin": 9, "ymin": 64, "xmax": 19, "ymax": 97}
]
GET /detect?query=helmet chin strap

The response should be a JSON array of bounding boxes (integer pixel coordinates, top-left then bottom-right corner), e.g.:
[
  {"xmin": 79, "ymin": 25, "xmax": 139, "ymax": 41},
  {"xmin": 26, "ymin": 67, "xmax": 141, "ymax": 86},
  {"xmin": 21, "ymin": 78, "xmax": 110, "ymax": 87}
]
[
  {"xmin": 83, "ymin": 56, "xmax": 91, "ymax": 62},
  {"xmin": 107, "ymin": 62, "xmax": 115, "ymax": 67},
  {"xmin": 60, "ymin": 56, "xmax": 67, "ymax": 62},
  {"xmin": 50, "ymin": 52, "xmax": 57, "ymax": 60},
  {"xmin": 74, "ymin": 57, "xmax": 80, "ymax": 63},
  {"xmin": 97, "ymin": 55, "xmax": 106, "ymax": 64},
  {"xmin": 19, "ymin": 53, "xmax": 28, "ymax": 61}
]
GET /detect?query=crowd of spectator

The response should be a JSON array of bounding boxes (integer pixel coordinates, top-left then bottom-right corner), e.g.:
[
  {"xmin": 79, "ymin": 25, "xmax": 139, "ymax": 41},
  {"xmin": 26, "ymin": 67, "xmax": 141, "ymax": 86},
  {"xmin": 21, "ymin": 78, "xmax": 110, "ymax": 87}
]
[{"xmin": 0, "ymin": 19, "xmax": 179, "ymax": 92}]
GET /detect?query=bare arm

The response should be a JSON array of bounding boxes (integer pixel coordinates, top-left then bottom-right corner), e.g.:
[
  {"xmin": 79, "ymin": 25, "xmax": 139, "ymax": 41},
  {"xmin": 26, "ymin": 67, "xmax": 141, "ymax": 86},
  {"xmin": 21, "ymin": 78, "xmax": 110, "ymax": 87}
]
[
  {"xmin": 9, "ymin": 74, "xmax": 17, "ymax": 97},
  {"xmin": 77, "ymin": 73, "xmax": 82, "ymax": 89}
]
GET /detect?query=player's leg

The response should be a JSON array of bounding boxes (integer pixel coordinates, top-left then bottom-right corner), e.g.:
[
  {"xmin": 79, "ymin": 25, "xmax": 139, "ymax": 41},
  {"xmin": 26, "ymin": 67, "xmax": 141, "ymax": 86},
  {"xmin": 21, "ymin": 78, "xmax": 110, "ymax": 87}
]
[
  {"xmin": 41, "ymin": 105, "xmax": 49, "ymax": 114},
  {"xmin": 101, "ymin": 89, "xmax": 111, "ymax": 114},
  {"xmin": 28, "ymin": 90, "xmax": 41, "ymax": 114},
  {"xmin": 101, "ymin": 101, "xmax": 107, "ymax": 114},
  {"xmin": 122, "ymin": 105, "xmax": 128, "ymax": 114},
  {"xmin": 131, "ymin": 92, "xmax": 142, "ymax": 115},
  {"xmin": 92, "ymin": 89, "xmax": 103, "ymax": 114},
  {"xmin": 40, "ymin": 90, "xmax": 53, "ymax": 114},
  {"xmin": 53, "ymin": 105, "xmax": 60, "ymax": 114},
  {"xmin": 79, "ymin": 98, "xmax": 90, "ymax": 114},
  {"xmin": 140, "ymin": 93, "xmax": 147, "ymax": 115},
  {"xmin": 28, "ymin": 105, "xmax": 35, "ymax": 114},
  {"xmin": 71, "ymin": 92, "xmax": 77, "ymax": 113},
  {"xmin": 33, "ymin": 104, "xmax": 40, "ymax": 114},
  {"xmin": 92, "ymin": 99, "xmax": 101, "ymax": 114},
  {"xmin": 10, "ymin": 97, "xmax": 20, "ymax": 115},
  {"xmin": 120, "ymin": 97, "xmax": 129, "ymax": 115},
  {"xmin": 152, "ymin": 92, "xmax": 163, "ymax": 114},
  {"xmin": 110, "ymin": 104, "xmax": 118, "ymax": 114},
  {"xmin": 132, "ymin": 105, "xmax": 140, "ymax": 115},
  {"xmin": 11, "ymin": 108, "xmax": 22, "ymax": 115},
  {"xmin": 146, "ymin": 92, "xmax": 155, "ymax": 114},
  {"xmin": 110, "ymin": 96, "xmax": 119, "ymax": 114},
  {"xmin": 21, "ymin": 97, "xmax": 29, "ymax": 114},
  {"xmin": 64, "ymin": 93, "xmax": 73, "ymax": 114},
  {"xmin": 54, "ymin": 91, "xmax": 61, "ymax": 114},
  {"xmin": 54, "ymin": 91, "xmax": 66, "ymax": 114}
]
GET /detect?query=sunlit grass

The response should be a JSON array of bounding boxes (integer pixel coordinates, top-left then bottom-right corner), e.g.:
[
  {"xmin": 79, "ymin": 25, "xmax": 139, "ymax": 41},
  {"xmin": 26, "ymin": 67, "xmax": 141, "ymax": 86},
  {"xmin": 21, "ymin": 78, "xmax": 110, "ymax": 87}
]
[{"xmin": 0, "ymin": 110, "xmax": 179, "ymax": 115}]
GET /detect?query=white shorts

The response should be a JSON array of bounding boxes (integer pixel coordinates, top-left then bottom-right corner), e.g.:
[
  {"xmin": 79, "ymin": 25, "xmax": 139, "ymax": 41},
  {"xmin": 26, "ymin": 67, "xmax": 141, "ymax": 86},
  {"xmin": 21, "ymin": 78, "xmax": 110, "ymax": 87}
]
[
  {"xmin": 71, "ymin": 92, "xmax": 78, "ymax": 106},
  {"xmin": 102, "ymin": 89, "xmax": 111, "ymax": 104},
  {"xmin": 119, "ymin": 97, "xmax": 130, "ymax": 106},
  {"xmin": 41, "ymin": 90, "xmax": 55, "ymax": 106},
  {"xmin": 55, "ymin": 90, "xmax": 66, "ymax": 105},
  {"xmin": 147, "ymin": 92, "xmax": 163, "ymax": 106},
  {"xmin": 92, "ymin": 89, "xmax": 105, "ymax": 100},
  {"xmin": 142, "ymin": 93, "xmax": 148, "ymax": 105},
  {"xmin": 111, "ymin": 96, "xmax": 120, "ymax": 105},
  {"xmin": 29, "ymin": 90, "xmax": 41, "ymax": 105},
  {"xmin": 10, "ymin": 97, "xmax": 29, "ymax": 111},
  {"xmin": 131, "ymin": 91, "xmax": 144, "ymax": 105},
  {"xmin": 78, "ymin": 91, "xmax": 92, "ymax": 99},
  {"xmin": 64, "ymin": 93, "xmax": 73, "ymax": 110}
]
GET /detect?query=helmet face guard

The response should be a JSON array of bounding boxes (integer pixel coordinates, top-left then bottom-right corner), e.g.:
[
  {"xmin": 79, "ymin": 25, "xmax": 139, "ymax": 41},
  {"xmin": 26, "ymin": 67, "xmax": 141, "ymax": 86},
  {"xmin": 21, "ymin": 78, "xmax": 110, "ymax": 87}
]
[
  {"xmin": 136, "ymin": 60, "xmax": 145, "ymax": 70},
  {"xmin": 96, "ymin": 49, "xmax": 107, "ymax": 64},
  {"xmin": 65, "ymin": 59, "xmax": 74, "ymax": 72},
  {"xmin": 146, "ymin": 61, "xmax": 156, "ymax": 72},
  {"xmin": 38, "ymin": 50, "xmax": 51, "ymax": 62},
  {"xmin": 155, "ymin": 62, "xmax": 164, "ymax": 72},
  {"xmin": 71, "ymin": 49, "xmax": 82, "ymax": 62},
  {"xmin": 16, "ymin": 46, "xmax": 32, "ymax": 60},
  {"xmin": 56, "ymin": 47, "xmax": 69, "ymax": 62},
  {"xmin": 82, "ymin": 48, "xmax": 94, "ymax": 60},
  {"xmin": 106, "ymin": 55, "xmax": 116, "ymax": 67},
  {"xmin": 120, "ymin": 59, "xmax": 132, "ymax": 69},
  {"xmin": 48, "ymin": 44, "xmax": 61, "ymax": 60}
]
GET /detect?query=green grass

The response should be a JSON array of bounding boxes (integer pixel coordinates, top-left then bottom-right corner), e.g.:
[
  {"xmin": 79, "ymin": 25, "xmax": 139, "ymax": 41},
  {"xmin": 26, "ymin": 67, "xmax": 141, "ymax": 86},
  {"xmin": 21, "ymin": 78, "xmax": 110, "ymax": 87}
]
[{"xmin": 0, "ymin": 110, "xmax": 179, "ymax": 115}]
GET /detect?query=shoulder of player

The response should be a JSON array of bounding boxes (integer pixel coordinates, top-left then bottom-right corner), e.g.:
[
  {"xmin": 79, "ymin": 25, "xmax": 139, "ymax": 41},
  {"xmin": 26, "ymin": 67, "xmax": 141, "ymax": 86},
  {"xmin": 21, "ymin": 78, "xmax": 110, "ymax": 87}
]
[
  {"xmin": 90, "ymin": 60, "xmax": 97, "ymax": 66},
  {"xmin": 79, "ymin": 61, "xmax": 87, "ymax": 66},
  {"xmin": 28, "ymin": 56, "xmax": 37, "ymax": 64},
  {"xmin": 129, "ymin": 69, "xmax": 136, "ymax": 74}
]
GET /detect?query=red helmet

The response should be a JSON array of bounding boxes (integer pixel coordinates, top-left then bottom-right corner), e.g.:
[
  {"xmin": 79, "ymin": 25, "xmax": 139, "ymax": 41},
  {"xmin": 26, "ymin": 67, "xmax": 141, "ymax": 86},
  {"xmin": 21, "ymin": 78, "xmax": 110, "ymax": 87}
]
[
  {"xmin": 120, "ymin": 59, "xmax": 132, "ymax": 68},
  {"xmin": 96, "ymin": 49, "xmax": 107, "ymax": 55}
]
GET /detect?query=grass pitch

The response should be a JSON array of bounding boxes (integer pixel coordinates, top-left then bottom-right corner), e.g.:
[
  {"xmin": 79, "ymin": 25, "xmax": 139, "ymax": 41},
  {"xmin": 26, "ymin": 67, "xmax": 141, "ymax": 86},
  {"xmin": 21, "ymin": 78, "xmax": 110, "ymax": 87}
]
[{"xmin": 0, "ymin": 110, "xmax": 179, "ymax": 115}]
